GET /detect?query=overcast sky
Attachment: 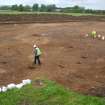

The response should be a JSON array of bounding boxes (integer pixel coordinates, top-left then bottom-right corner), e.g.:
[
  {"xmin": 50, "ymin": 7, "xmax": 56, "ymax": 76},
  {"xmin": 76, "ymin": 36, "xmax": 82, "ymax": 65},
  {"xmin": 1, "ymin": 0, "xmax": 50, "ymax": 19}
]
[{"xmin": 0, "ymin": 0, "xmax": 105, "ymax": 10}]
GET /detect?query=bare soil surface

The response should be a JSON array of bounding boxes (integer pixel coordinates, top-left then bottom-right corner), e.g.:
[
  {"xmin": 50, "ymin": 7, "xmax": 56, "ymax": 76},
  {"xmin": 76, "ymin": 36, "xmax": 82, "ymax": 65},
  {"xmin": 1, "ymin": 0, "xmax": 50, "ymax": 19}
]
[
  {"xmin": 0, "ymin": 16, "xmax": 105, "ymax": 96},
  {"xmin": 0, "ymin": 14, "xmax": 105, "ymax": 24}
]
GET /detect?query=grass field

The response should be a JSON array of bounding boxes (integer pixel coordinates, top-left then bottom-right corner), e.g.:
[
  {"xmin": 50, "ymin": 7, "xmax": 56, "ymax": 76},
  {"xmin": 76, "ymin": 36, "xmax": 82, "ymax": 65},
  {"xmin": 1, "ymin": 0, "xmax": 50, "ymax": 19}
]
[
  {"xmin": 0, "ymin": 10, "xmax": 97, "ymax": 16},
  {"xmin": 0, "ymin": 80, "xmax": 105, "ymax": 105}
]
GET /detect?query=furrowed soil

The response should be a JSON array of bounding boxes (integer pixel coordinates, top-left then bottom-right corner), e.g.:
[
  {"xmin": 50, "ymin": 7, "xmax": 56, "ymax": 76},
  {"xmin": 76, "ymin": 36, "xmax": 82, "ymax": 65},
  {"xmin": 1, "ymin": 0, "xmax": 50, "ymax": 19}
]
[{"xmin": 0, "ymin": 15, "xmax": 105, "ymax": 96}]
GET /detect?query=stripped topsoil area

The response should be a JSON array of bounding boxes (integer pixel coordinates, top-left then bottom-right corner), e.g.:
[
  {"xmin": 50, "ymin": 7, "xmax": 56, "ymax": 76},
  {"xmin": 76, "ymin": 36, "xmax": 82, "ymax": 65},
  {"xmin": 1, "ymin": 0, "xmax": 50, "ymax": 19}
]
[
  {"xmin": 0, "ymin": 14, "xmax": 105, "ymax": 24},
  {"xmin": 0, "ymin": 15, "xmax": 105, "ymax": 97}
]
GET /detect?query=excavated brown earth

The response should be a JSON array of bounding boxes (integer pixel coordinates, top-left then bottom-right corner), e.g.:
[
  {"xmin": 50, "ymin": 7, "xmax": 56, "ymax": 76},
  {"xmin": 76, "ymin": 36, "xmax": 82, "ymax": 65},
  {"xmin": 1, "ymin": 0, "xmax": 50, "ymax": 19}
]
[
  {"xmin": 0, "ymin": 15, "xmax": 105, "ymax": 96},
  {"xmin": 0, "ymin": 14, "xmax": 105, "ymax": 24}
]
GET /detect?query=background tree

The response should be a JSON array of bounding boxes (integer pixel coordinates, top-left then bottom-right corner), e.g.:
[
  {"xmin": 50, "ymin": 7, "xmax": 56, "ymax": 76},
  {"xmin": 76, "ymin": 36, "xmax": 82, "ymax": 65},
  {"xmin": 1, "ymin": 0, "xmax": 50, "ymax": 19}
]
[
  {"xmin": 0, "ymin": 5, "xmax": 11, "ymax": 10},
  {"xmin": 40, "ymin": 4, "xmax": 47, "ymax": 12},
  {"xmin": 46, "ymin": 4, "xmax": 56, "ymax": 12},
  {"xmin": 18, "ymin": 4, "xmax": 24, "ymax": 11},
  {"xmin": 0, "ymin": 4, "xmax": 105, "ymax": 15},
  {"xmin": 32, "ymin": 4, "xmax": 39, "ymax": 11},
  {"xmin": 72, "ymin": 5, "xmax": 85, "ymax": 13},
  {"xmin": 24, "ymin": 5, "xmax": 31, "ymax": 11},
  {"xmin": 11, "ymin": 5, "xmax": 18, "ymax": 11}
]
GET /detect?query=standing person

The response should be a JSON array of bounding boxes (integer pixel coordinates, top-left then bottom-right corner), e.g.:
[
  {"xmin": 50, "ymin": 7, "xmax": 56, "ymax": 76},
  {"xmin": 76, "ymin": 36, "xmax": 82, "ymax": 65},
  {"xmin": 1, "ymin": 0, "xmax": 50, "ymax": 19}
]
[
  {"xmin": 33, "ymin": 44, "xmax": 42, "ymax": 65},
  {"xmin": 91, "ymin": 30, "xmax": 97, "ymax": 38}
]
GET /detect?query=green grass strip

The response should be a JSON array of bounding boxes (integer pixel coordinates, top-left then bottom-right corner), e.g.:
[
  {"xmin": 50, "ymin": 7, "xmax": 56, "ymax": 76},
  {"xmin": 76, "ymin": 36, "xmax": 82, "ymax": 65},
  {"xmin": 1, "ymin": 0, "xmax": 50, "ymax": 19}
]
[{"xmin": 0, "ymin": 80, "xmax": 104, "ymax": 105}]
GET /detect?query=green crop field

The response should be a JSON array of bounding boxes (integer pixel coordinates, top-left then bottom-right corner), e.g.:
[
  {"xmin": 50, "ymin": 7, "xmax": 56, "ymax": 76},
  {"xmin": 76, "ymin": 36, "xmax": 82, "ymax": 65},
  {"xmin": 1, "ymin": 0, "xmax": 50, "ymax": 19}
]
[{"xmin": 0, "ymin": 80, "xmax": 105, "ymax": 105}]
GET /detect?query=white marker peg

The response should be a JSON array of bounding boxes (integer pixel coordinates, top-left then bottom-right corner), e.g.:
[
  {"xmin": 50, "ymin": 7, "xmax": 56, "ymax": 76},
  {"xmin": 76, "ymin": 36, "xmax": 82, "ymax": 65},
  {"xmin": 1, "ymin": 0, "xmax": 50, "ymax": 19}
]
[
  {"xmin": 102, "ymin": 36, "xmax": 105, "ymax": 40},
  {"xmin": 85, "ymin": 34, "xmax": 89, "ymax": 37},
  {"xmin": 97, "ymin": 34, "xmax": 101, "ymax": 38}
]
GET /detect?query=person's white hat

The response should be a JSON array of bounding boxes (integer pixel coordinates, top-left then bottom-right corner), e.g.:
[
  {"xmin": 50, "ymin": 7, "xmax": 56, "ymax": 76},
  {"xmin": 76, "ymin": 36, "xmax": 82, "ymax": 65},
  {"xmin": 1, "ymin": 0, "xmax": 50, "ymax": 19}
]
[{"xmin": 33, "ymin": 44, "xmax": 37, "ymax": 48}]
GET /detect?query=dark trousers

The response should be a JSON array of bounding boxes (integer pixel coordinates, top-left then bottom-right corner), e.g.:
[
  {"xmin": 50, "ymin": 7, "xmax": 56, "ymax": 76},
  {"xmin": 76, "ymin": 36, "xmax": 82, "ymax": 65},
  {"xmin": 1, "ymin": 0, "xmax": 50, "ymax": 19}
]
[{"xmin": 34, "ymin": 56, "xmax": 41, "ymax": 65}]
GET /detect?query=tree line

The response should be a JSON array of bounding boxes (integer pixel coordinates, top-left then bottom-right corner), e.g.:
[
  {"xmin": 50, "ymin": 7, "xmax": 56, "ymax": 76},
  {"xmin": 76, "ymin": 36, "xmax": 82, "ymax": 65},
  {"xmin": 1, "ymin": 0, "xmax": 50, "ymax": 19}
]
[
  {"xmin": 0, "ymin": 4, "xmax": 56, "ymax": 12},
  {"xmin": 61, "ymin": 5, "xmax": 105, "ymax": 14},
  {"xmin": 0, "ymin": 4, "xmax": 105, "ymax": 14}
]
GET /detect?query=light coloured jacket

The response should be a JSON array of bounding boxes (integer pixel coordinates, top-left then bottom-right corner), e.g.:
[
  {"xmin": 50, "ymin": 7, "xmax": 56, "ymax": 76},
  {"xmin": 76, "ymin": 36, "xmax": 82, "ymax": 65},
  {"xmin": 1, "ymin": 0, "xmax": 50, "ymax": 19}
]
[{"xmin": 34, "ymin": 47, "xmax": 42, "ymax": 56}]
